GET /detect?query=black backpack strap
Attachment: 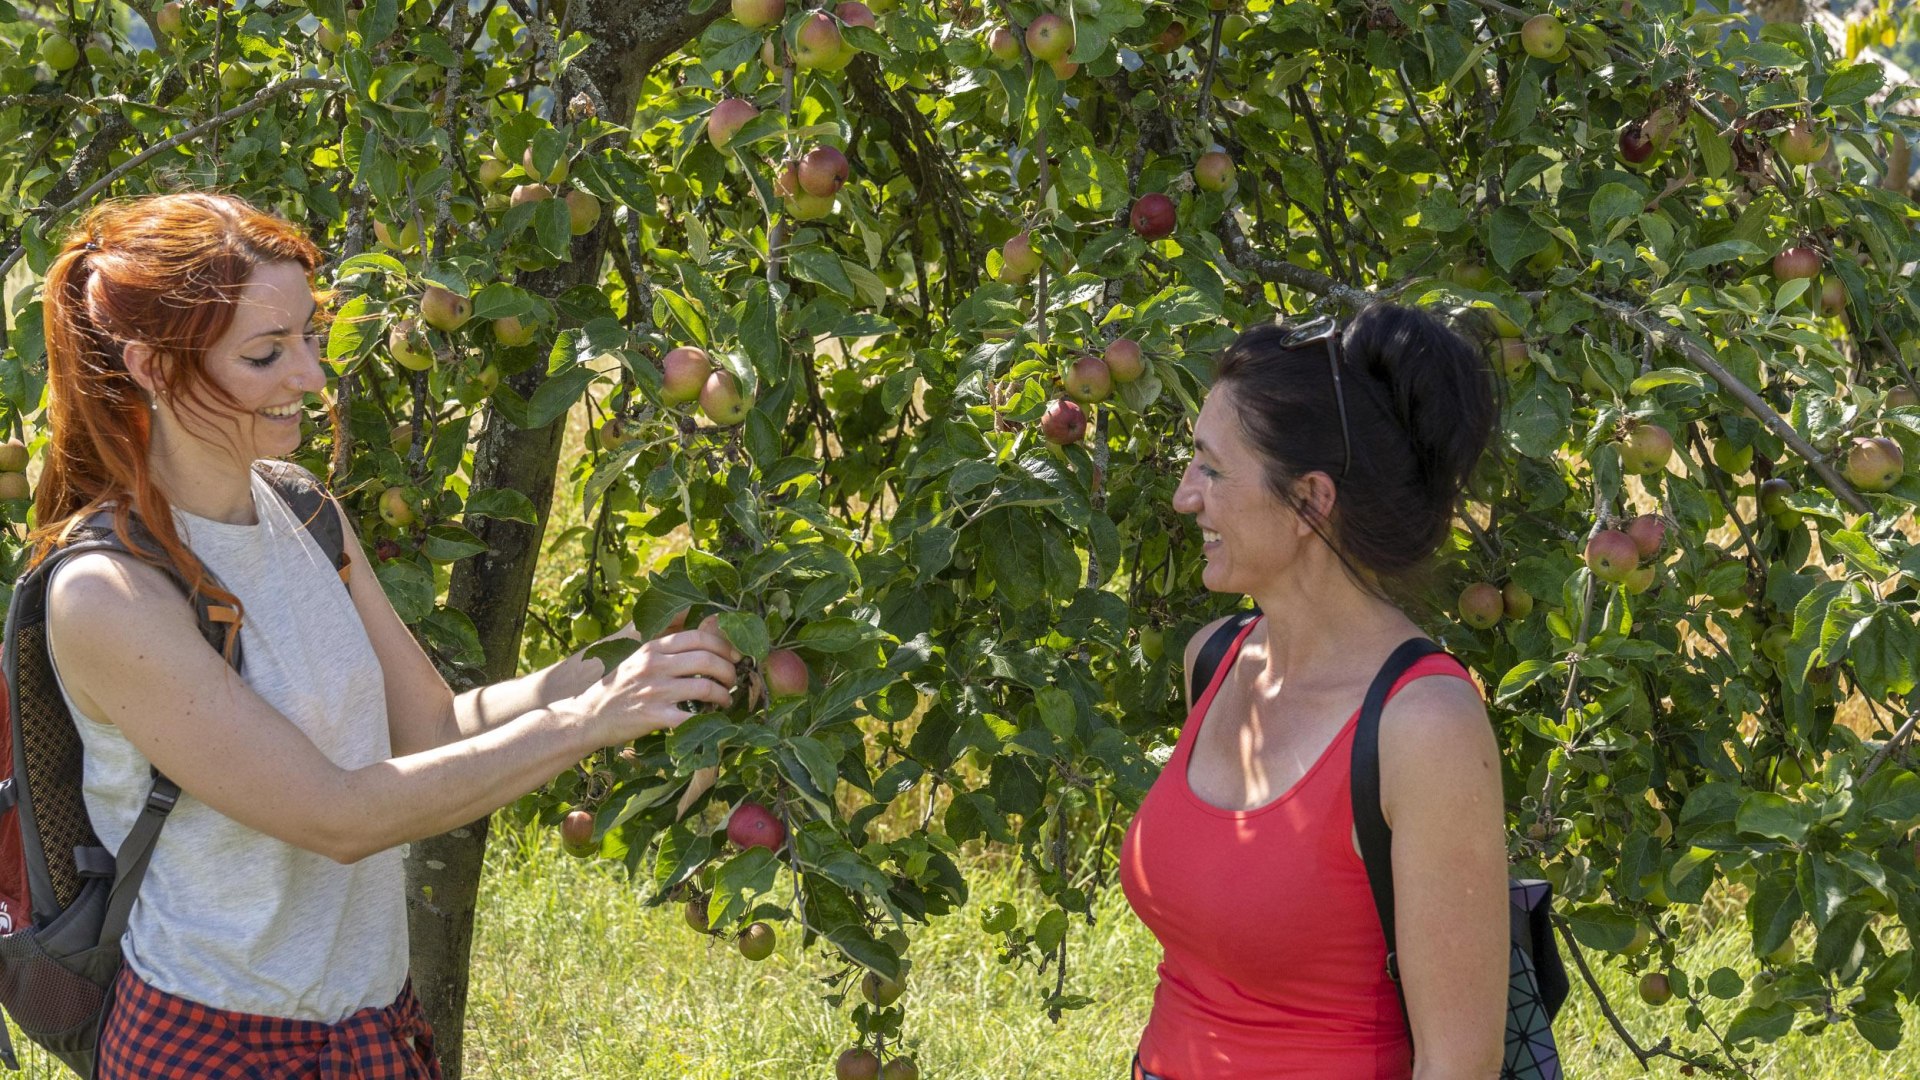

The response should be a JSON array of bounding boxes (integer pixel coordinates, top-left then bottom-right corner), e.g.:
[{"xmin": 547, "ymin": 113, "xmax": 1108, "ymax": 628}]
[
  {"xmin": 98, "ymin": 773, "xmax": 179, "ymax": 948},
  {"xmin": 1350, "ymin": 637, "xmax": 1451, "ymax": 990},
  {"xmin": 252, "ymin": 459, "xmax": 351, "ymax": 587},
  {"xmin": 1186, "ymin": 608, "xmax": 1260, "ymax": 704}
]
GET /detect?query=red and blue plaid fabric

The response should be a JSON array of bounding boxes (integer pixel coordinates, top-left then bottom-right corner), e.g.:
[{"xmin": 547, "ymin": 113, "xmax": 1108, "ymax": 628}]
[{"xmin": 96, "ymin": 965, "xmax": 440, "ymax": 1079}]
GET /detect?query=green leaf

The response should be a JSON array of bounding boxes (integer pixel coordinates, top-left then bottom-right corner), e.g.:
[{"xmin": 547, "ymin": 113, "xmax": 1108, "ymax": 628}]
[
  {"xmin": 981, "ymin": 509, "xmax": 1045, "ymax": 609},
  {"xmin": 1589, "ymin": 183, "xmax": 1641, "ymax": 238},
  {"xmin": 470, "ymin": 283, "xmax": 535, "ymax": 320},
  {"xmin": 374, "ymin": 560, "xmax": 435, "ymax": 622},
  {"xmin": 422, "ymin": 524, "xmax": 489, "ymax": 562},
  {"xmin": 325, "ymin": 294, "xmax": 378, "ymax": 362},
  {"xmin": 795, "ymin": 618, "xmax": 869, "ymax": 653},
  {"xmin": 525, "ymin": 364, "xmax": 596, "ymax": 429},
  {"xmin": 1749, "ymin": 865, "xmax": 1803, "ymax": 957},
  {"xmin": 718, "ymin": 611, "xmax": 770, "ymax": 662},
  {"xmin": 1822, "ymin": 62, "xmax": 1886, "ymax": 109},
  {"xmin": 1628, "ymin": 368, "xmax": 1707, "ymax": 394},
  {"xmin": 1736, "ymin": 792, "xmax": 1810, "ymax": 844},
  {"xmin": 1727, "ymin": 1000, "xmax": 1795, "ymax": 1044},
  {"xmin": 1674, "ymin": 240, "xmax": 1762, "ymax": 274},
  {"xmin": 1494, "ymin": 659, "xmax": 1557, "ymax": 704},
  {"xmin": 463, "ymin": 487, "xmax": 537, "ymax": 525}
]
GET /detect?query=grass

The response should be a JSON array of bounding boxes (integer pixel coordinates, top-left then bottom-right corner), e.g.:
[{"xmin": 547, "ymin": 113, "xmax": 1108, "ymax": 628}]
[{"xmin": 457, "ymin": 819, "xmax": 1920, "ymax": 1080}]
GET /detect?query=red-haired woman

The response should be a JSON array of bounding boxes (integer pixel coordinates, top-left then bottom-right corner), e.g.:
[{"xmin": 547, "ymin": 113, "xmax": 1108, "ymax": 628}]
[
  {"xmin": 30, "ymin": 192, "xmax": 740, "ymax": 1077},
  {"xmin": 1120, "ymin": 308, "xmax": 1510, "ymax": 1078}
]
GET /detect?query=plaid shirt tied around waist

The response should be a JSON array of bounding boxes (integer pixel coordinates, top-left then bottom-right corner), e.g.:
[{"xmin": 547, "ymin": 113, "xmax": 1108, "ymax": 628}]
[{"xmin": 97, "ymin": 964, "xmax": 441, "ymax": 1080}]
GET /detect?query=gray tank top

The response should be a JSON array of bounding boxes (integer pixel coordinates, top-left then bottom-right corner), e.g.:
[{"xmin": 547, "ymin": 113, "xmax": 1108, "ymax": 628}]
[{"xmin": 47, "ymin": 468, "xmax": 408, "ymax": 1021}]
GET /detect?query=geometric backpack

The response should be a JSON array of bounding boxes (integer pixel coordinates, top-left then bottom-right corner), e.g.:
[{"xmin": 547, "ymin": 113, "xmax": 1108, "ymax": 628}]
[{"xmin": 0, "ymin": 458, "xmax": 349, "ymax": 1076}]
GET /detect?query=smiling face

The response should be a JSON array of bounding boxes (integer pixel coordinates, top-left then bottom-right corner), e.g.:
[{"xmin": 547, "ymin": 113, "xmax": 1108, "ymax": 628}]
[
  {"xmin": 1173, "ymin": 384, "xmax": 1330, "ymax": 595},
  {"xmin": 154, "ymin": 261, "xmax": 327, "ymax": 464}
]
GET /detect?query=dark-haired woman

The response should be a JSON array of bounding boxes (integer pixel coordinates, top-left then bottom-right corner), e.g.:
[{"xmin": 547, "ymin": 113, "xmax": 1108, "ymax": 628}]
[
  {"xmin": 1119, "ymin": 306, "xmax": 1510, "ymax": 1079},
  {"xmin": 30, "ymin": 192, "xmax": 741, "ymax": 1077}
]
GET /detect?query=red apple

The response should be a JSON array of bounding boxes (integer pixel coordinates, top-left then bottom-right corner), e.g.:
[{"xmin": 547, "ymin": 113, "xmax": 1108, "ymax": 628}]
[
  {"xmin": 388, "ymin": 319, "xmax": 435, "ymax": 371},
  {"xmin": 708, "ymin": 98, "xmax": 759, "ymax": 150},
  {"xmin": 560, "ymin": 809, "xmax": 595, "ymax": 855},
  {"xmin": 661, "ymin": 346, "xmax": 712, "ymax": 405},
  {"xmin": 699, "ymin": 370, "xmax": 755, "ymax": 426},
  {"xmin": 773, "ymin": 159, "xmax": 801, "ymax": 199},
  {"xmin": 765, "ymin": 648, "xmax": 810, "ymax": 697},
  {"xmin": 1049, "ymin": 56, "xmax": 1077, "ymax": 79},
  {"xmin": 522, "ymin": 145, "xmax": 568, "ymax": 184},
  {"xmin": 1458, "ymin": 582, "xmax": 1504, "ymax": 629},
  {"xmin": 1497, "ymin": 338, "xmax": 1530, "ymax": 377},
  {"xmin": 999, "ymin": 231, "xmax": 1043, "ymax": 283},
  {"xmin": 1065, "ymin": 355, "xmax": 1113, "ymax": 403},
  {"xmin": 1638, "ymin": 972, "xmax": 1672, "ymax": 1006},
  {"xmin": 1194, "ymin": 151, "xmax": 1235, "ymax": 193},
  {"xmin": 155, "ymin": 2, "xmax": 187, "ymax": 35},
  {"xmin": 420, "ymin": 286, "xmax": 472, "ymax": 332},
  {"xmin": 1774, "ymin": 246, "xmax": 1821, "ymax": 282},
  {"xmin": 1502, "ymin": 581, "xmax": 1533, "ymax": 619},
  {"xmin": 565, "ymin": 190, "xmax": 601, "ymax": 235},
  {"xmin": 1625, "ymin": 514, "xmax": 1667, "ymax": 559},
  {"xmin": 1618, "ymin": 122, "xmax": 1656, "ymax": 164},
  {"xmin": 733, "ymin": 0, "xmax": 785, "ymax": 29},
  {"xmin": 1584, "ymin": 529, "xmax": 1639, "ymax": 583},
  {"xmin": 1819, "ymin": 276, "xmax": 1846, "ymax": 315},
  {"xmin": 836, "ymin": 1, "xmax": 875, "ymax": 28},
  {"xmin": 379, "ymin": 486, "xmax": 417, "ymax": 528},
  {"xmin": 1103, "ymin": 338, "xmax": 1145, "ymax": 383},
  {"xmin": 799, "ymin": 146, "xmax": 851, "ymax": 197},
  {"xmin": 727, "ymin": 802, "xmax": 787, "ymax": 850},
  {"xmin": 1619, "ymin": 423, "xmax": 1673, "ymax": 475},
  {"xmin": 861, "ymin": 970, "xmax": 905, "ymax": 1006},
  {"xmin": 1520, "ymin": 14, "xmax": 1565, "ymax": 59},
  {"xmin": 1040, "ymin": 398, "xmax": 1087, "ymax": 445},
  {"xmin": 1843, "ymin": 435, "xmax": 1904, "ymax": 492},
  {"xmin": 1130, "ymin": 193, "xmax": 1177, "ymax": 240},
  {"xmin": 880, "ymin": 1059, "xmax": 919, "ymax": 1080},
  {"xmin": 510, "ymin": 182, "xmax": 553, "ymax": 206},
  {"xmin": 1889, "ymin": 385, "xmax": 1919, "ymax": 409},
  {"xmin": 1025, "ymin": 13, "xmax": 1073, "ymax": 61},
  {"xmin": 836, "ymin": 1048, "xmax": 882, "ymax": 1080},
  {"xmin": 492, "ymin": 315, "xmax": 537, "ymax": 346},
  {"xmin": 1759, "ymin": 477, "xmax": 1794, "ymax": 516},
  {"xmin": 1778, "ymin": 121, "xmax": 1828, "ymax": 166},
  {"xmin": 987, "ymin": 24, "xmax": 1021, "ymax": 62},
  {"xmin": 737, "ymin": 921, "xmax": 776, "ymax": 961},
  {"xmin": 794, "ymin": 12, "xmax": 845, "ymax": 68},
  {"xmin": 1152, "ymin": 21, "xmax": 1188, "ymax": 53}
]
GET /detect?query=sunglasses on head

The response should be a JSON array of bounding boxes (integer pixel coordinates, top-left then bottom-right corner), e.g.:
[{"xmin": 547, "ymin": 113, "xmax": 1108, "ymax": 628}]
[{"xmin": 1277, "ymin": 316, "xmax": 1352, "ymax": 479}]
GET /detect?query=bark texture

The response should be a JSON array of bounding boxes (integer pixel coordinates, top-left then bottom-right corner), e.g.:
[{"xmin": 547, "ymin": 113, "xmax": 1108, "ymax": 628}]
[{"xmin": 403, "ymin": 2, "xmax": 720, "ymax": 1074}]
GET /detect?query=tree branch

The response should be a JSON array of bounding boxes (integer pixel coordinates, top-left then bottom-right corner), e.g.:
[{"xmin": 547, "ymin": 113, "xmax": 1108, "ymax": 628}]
[
  {"xmin": 0, "ymin": 76, "xmax": 341, "ymax": 280},
  {"xmin": 1589, "ymin": 298, "xmax": 1871, "ymax": 513}
]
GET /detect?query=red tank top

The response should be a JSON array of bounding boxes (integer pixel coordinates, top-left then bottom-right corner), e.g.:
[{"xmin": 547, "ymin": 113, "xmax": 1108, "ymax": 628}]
[{"xmin": 1119, "ymin": 617, "xmax": 1475, "ymax": 1079}]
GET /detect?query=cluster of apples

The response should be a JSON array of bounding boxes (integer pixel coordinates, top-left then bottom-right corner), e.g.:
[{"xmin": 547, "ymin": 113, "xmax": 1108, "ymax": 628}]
[
  {"xmin": 0, "ymin": 439, "xmax": 29, "ymax": 502},
  {"xmin": 1040, "ymin": 339, "xmax": 1147, "ymax": 446},
  {"xmin": 657, "ymin": 345, "xmax": 756, "ymax": 426},
  {"xmin": 1455, "ymin": 580, "xmax": 1532, "ymax": 630},
  {"xmin": 732, "ymin": 0, "xmax": 891, "ymax": 72},
  {"xmin": 1583, "ymin": 513, "xmax": 1671, "ymax": 594}
]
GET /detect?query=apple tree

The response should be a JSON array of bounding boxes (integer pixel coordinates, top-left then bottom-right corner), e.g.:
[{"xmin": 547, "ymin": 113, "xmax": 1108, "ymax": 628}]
[{"xmin": 4, "ymin": 0, "xmax": 1920, "ymax": 1074}]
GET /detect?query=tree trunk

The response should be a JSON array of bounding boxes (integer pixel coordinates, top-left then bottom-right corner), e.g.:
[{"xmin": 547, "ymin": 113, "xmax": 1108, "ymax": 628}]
[{"xmin": 403, "ymin": 2, "xmax": 720, "ymax": 1076}]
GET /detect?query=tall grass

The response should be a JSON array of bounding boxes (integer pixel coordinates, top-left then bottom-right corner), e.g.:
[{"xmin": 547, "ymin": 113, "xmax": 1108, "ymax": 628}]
[{"xmin": 461, "ymin": 819, "xmax": 1917, "ymax": 1079}]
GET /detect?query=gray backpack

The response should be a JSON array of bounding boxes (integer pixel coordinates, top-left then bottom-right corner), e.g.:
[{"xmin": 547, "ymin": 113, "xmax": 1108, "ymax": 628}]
[{"xmin": 0, "ymin": 459, "xmax": 349, "ymax": 1076}]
